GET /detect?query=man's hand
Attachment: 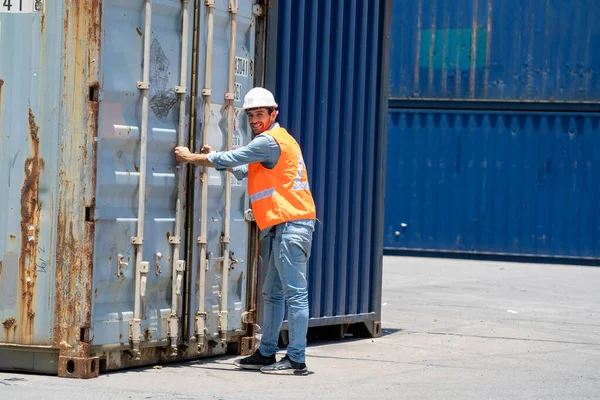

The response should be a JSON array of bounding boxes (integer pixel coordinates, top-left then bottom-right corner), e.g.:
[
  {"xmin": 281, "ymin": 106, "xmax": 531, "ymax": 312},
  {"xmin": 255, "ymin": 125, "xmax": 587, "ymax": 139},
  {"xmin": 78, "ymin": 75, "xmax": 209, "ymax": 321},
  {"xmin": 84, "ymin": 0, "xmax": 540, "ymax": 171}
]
[
  {"xmin": 174, "ymin": 146, "xmax": 214, "ymax": 168},
  {"xmin": 174, "ymin": 146, "xmax": 195, "ymax": 163},
  {"xmin": 200, "ymin": 145, "xmax": 212, "ymax": 154}
]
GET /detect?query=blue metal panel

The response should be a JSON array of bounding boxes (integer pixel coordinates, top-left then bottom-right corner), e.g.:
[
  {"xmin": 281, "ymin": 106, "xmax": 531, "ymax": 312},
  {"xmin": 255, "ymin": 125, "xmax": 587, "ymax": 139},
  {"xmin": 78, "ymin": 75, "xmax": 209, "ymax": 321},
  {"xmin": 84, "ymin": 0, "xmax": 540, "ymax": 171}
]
[
  {"xmin": 0, "ymin": 1, "xmax": 61, "ymax": 345},
  {"xmin": 384, "ymin": 109, "xmax": 600, "ymax": 259},
  {"xmin": 390, "ymin": 0, "xmax": 600, "ymax": 102},
  {"xmin": 266, "ymin": 0, "xmax": 390, "ymax": 326}
]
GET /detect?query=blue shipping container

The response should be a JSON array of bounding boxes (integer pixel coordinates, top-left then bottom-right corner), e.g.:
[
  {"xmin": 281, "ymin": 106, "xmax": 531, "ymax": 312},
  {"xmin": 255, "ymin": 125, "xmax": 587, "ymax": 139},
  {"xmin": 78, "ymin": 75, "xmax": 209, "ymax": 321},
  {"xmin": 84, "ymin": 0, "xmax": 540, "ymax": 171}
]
[
  {"xmin": 390, "ymin": 0, "xmax": 600, "ymax": 102},
  {"xmin": 385, "ymin": 0, "xmax": 600, "ymax": 261},
  {"xmin": 264, "ymin": 0, "xmax": 391, "ymax": 336},
  {"xmin": 385, "ymin": 109, "xmax": 600, "ymax": 259}
]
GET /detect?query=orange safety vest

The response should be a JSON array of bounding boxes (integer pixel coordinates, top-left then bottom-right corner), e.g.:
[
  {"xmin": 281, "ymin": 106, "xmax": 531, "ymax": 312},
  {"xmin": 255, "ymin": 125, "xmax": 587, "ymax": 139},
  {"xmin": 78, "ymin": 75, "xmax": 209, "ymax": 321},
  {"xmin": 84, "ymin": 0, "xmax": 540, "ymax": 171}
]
[{"xmin": 247, "ymin": 127, "xmax": 316, "ymax": 231}]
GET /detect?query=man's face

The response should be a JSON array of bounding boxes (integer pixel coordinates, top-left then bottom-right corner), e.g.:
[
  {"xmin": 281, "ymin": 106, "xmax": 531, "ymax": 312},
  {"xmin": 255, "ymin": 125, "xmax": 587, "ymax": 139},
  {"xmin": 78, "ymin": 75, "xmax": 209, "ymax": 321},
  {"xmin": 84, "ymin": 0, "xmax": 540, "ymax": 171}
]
[{"xmin": 246, "ymin": 108, "xmax": 277, "ymax": 135}]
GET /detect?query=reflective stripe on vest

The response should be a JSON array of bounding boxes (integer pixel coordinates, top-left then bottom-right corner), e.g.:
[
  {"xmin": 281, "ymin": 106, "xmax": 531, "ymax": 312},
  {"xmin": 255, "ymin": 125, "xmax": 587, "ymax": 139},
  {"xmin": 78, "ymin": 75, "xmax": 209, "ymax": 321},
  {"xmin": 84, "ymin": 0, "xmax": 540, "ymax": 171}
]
[
  {"xmin": 293, "ymin": 151, "xmax": 311, "ymax": 191},
  {"xmin": 249, "ymin": 187, "xmax": 275, "ymax": 203},
  {"xmin": 249, "ymin": 152, "xmax": 310, "ymax": 202}
]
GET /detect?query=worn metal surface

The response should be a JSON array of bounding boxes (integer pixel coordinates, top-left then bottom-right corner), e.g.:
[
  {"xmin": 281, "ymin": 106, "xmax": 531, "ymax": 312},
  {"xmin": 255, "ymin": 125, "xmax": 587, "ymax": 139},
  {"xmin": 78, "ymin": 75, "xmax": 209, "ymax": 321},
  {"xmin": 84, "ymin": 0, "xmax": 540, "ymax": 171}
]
[
  {"xmin": 0, "ymin": 0, "xmax": 58, "ymax": 346},
  {"xmin": 57, "ymin": 355, "xmax": 100, "ymax": 379},
  {"xmin": 264, "ymin": 1, "xmax": 390, "ymax": 328},
  {"xmin": 390, "ymin": 0, "xmax": 600, "ymax": 102},
  {"xmin": 186, "ymin": 0, "xmax": 257, "ymax": 342},
  {"xmin": 0, "ymin": 0, "xmax": 102, "ymax": 359},
  {"xmin": 54, "ymin": 0, "xmax": 102, "ymax": 365},
  {"xmin": 89, "ymin": 0, "xmax": 194, "ymax": 349},
  {"xmin": 1, "ymin": 0, "xmax": 261, "ymax": 375},
  {"xmin": 384, "ymin": 109, "xmax": 600, "ymax": 259}
]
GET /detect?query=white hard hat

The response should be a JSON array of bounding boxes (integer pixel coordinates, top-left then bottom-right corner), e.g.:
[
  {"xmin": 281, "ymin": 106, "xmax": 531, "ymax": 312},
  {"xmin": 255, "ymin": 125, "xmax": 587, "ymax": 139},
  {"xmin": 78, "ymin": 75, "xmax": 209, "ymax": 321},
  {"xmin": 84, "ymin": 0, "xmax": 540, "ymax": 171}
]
[{"xmin": 243, "ymin": 87, "xmax": 278, "ymax": 110}]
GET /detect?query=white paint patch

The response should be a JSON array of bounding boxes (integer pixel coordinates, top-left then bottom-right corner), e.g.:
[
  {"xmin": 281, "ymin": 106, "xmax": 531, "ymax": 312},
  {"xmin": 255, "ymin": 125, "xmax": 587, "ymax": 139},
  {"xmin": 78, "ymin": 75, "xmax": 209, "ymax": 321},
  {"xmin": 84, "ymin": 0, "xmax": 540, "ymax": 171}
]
[
  {"xmin": 232, "ymin": 131, "xmax": 243, "ymax": 148},
  {"xmin": 208, "ymin": 170, "xmax": 222, "ymax": 186},
  {"xmin": 0, "ymin": 0, "xmax": 39, "ymax": 13},
  {"xmin": 235, "ymin": 57, "xmax": 249, "ymax": 77},
  {"xmin": 234, "ymin": 82, "xmax": 242, "ymax": 103}
]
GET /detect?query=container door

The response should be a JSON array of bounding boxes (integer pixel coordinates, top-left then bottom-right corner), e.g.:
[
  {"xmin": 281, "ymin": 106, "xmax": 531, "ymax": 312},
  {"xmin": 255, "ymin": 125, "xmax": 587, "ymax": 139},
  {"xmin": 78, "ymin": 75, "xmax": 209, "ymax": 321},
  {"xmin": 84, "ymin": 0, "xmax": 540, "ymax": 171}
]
[
  {"xmin": 0, "ymin": 1, "xmax": 59, "ymax": 345},
  {"xmin": 90, "ymin": 0, "xmax": 194, "ymax": 348},
  {"xmin": 187, "ymin": 0, "xmax": 257, "ymax": 344}
]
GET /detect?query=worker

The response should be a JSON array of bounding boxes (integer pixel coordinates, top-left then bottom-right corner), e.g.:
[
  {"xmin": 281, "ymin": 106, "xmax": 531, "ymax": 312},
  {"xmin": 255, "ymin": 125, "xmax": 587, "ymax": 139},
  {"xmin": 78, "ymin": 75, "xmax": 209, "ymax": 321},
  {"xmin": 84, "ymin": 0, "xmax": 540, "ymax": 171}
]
[{"xmin": 174, "ymin": 87, "xmax": 316, "ymax": 376}]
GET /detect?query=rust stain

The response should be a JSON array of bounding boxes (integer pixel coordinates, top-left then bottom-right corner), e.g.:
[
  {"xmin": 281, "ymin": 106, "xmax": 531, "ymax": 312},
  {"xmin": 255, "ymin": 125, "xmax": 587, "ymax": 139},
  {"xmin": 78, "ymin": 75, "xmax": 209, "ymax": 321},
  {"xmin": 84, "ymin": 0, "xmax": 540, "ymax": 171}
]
[
  {"xmin": 2, "ymin": 317, "xmax": 15, "ymax": 330},
  {"xmin": 3, "ymin": 318, "xmax": 17, "ymax": 343},
  {"xmin": 18, "ymin": 109, "xmax": 45, "ymax": 344},
  {"xmin": 136, "ymin": 27, "xmax": 143, "ymax": 37},
  {"xmin": 54, "ymin": 0, "xmax": 102, "ymax": 358}
]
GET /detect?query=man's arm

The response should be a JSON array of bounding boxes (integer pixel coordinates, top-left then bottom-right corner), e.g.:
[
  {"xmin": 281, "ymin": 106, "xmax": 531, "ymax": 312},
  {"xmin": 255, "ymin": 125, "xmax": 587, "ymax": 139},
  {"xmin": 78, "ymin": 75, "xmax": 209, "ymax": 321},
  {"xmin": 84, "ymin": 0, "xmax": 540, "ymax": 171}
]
[
  {"xmin": 174, "ymin": 147, "xmax": 214, "ymax": 167},
  {"xmin": 174, "ymin": 135, "xmax": 278, "ymax": 171},
  {"xmin": 207, "ymin": 135, "xmax": 276, "ymax": 169}
]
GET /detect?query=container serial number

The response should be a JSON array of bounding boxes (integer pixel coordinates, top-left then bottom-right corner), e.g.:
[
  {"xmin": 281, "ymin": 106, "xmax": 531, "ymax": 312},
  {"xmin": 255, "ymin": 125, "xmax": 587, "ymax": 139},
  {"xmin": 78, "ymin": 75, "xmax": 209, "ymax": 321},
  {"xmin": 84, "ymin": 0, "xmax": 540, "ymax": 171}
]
[{"xmin": 0, "ymin": 0, "xmax": 39, "ymax": 13}]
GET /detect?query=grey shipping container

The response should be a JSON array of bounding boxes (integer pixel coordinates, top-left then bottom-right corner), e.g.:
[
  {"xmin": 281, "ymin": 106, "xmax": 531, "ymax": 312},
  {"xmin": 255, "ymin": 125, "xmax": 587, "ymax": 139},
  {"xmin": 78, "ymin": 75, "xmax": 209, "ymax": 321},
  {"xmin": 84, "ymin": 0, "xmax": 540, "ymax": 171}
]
[
  {"xmin": 0, "ymin": 0, "xmax": 260, "ymax": 377},
  {"xmin": 0, "ymin": 0, "xmax": 390, "ymax": 377}
]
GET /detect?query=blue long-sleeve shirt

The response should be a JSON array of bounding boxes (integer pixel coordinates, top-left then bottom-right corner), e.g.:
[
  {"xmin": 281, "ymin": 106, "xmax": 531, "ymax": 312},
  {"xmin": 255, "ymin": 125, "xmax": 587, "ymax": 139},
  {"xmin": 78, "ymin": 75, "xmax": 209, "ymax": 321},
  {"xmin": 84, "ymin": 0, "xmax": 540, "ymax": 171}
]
[{"xmin": 207, "ymin": 122, "xmax": 281, "ymax": 174}]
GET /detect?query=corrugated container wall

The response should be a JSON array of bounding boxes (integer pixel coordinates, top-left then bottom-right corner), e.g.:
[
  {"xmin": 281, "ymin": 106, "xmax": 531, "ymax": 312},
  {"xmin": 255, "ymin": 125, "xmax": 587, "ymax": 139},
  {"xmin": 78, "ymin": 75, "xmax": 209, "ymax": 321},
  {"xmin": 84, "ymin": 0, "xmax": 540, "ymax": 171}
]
[
  {"xmin": 264, "ymin": 0, "xmax": 391, "ymax": 336},
  {"xmin": 390, "ymin": 0, "xmax": 600, "ymax": 102},
  {"xmin": 386, "ymin": 110, "xmax": 600, "ymax": 259},
  {"xmin": 385, "ymin": 0, "xmax": 600, "ymax": 261}
]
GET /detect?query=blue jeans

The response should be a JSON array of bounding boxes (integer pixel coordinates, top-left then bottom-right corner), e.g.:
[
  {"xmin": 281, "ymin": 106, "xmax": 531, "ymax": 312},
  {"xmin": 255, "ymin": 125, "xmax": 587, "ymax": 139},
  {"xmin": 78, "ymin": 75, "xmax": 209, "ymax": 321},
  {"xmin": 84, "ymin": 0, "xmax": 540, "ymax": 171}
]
[{"xmin": 258, "ymin": 220, "xmax": 315, "ymax": 363}]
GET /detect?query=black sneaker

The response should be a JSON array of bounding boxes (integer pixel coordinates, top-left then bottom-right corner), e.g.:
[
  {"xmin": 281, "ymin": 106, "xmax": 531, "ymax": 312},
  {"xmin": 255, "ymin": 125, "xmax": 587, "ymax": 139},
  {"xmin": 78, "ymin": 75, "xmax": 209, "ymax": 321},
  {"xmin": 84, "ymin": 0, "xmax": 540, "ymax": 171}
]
[
  {"xmin": 233, "ymin": 350, "xmax": 276, "ymax": 370},
  {"xmin": 260, "ymin": 355, "xmax": 308, "ymax": 375}
]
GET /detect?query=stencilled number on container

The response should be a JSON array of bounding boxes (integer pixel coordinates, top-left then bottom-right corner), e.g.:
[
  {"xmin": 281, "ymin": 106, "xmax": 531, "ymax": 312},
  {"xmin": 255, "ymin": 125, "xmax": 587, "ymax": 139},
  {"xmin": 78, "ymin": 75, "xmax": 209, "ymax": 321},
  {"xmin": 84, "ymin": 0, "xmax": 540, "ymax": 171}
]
[
  {"xmin": 234, "ymin": 82, "xmax": 243, "ymax": 103},
  {"xmin": 0, "ymin": 0, "xmax": 39, "ymax": 13},
  {"xmin": 232, "ymin": 132, "xmax": 243, "ymax": 149},
  {"xmin": 235, "ymin": 57, "xmax": 249, "ymax": 77}
]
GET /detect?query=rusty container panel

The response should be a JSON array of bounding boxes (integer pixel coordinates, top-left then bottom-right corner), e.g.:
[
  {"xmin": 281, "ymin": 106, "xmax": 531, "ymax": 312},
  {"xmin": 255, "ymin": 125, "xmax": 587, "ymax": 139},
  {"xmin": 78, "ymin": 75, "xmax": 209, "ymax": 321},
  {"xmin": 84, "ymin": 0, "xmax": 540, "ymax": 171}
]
[
  {"xmin": 1, "ymin": 0, "xmax": 105, "ymax": 375},
  {"xmin": 1, "ymin": 0, "xmax": 261, "ymax": 376},
  {"xmin": 88, "ymin": 0, "xmax": 195, "ymax": 348},
  {"xmin": 186, "ymin": 0, "xmax": 257, "ymax": 345},
  {"xmin": 390, "ymin": 0, "xmax": 600, "ymax": 102},
  {"xmin": 53, "ymin": 0, "xmax": 103, "ymax": 363},
  {"xmin": 0, "ymin": 1, "xmax": 61, "ymax": 346}
]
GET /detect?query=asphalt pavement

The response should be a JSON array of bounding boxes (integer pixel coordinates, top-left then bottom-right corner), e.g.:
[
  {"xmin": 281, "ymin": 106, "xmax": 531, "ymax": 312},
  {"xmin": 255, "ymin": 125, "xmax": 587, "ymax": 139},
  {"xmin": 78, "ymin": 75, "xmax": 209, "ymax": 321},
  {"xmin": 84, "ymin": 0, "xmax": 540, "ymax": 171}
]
[{"xmin": 1, "ymin": 256, "xmax": 598, "ymax": 399}]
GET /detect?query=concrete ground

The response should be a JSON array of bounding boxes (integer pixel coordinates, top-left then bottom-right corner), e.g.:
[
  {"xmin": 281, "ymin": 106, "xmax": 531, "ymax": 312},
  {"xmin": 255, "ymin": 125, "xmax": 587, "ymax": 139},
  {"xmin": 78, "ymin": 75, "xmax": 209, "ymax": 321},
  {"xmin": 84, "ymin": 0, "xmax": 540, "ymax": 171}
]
[{"xmin": 1, "ymin": 256, "xmax": 599, "ymax": 399}]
